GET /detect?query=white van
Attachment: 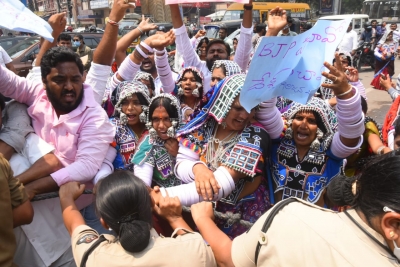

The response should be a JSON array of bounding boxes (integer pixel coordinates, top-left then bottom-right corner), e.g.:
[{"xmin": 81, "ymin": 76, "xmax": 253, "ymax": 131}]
[{"xmin": 318, "ymin": 14, "xmax": 369, "ymax": 35}]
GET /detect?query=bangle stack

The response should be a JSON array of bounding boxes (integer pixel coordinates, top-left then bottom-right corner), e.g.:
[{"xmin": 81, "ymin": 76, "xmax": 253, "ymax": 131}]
[
  {"xmin": 140, "ymin": 42, "xmax": 154, "ymax": 53},
  {"xmin": 135, "ymin": 45, "xmax": 148, "ymax": 59}
]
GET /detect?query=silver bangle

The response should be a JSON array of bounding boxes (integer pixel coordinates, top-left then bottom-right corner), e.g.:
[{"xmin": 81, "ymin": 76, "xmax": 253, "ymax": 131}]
[
  {"xmin": 377, "ymin": 145, "xmax": 386, "ymax": 155},
  {"xmin": 136, "ymin": 26, "xmax": 143, "ymax": 34},
  {"xmin": 336, "ymin": 86, "xmax": 353, "ymax": 97}
]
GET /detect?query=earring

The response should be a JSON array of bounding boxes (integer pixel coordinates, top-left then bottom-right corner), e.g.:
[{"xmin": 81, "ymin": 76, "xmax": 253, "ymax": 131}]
[
  {"xmin": 317, "ymin": 128, "xmax": 324, "ymax": 139},
  {"xmin": 192, "ymin": 88, "xmax": 200, "ymax": 97},
  {"xmin": 221, "ymin": 120, "xmax": 227, "ymax": 129},
  {"xmin": 285, "ymin": 120, "xmax": 293, "ymax": 139},
  {"xmin": 178, "ymin": 88, "xmax": 184, "ymax": 96},
  {"xmin": 172, "ymin": 120, "xmax": 178, "ymax": 127},
  {"xmin": 310, "ymin": 138, "xmax": 321, "ymax": 151},
  {"xmin": 167, "ymin": 126, "xmax": 175, "ymax": 138},
  {"xmin": 149, "ymin": 127, "xmax": 158, "ymax": 139},
  {"xmin": 120, "ymin": 113, "xmax": 128, "ymax": 125},
  {"xmin": 139, "ymin": 106, "xmax": 147, "ymax": 123},
  {"xmin": 391, "ymin": 231, "xmax": 395, "ymax": 239},
  {"xmin": 146, "ymin": 122, "xmax": 152, "ymax": 129}
]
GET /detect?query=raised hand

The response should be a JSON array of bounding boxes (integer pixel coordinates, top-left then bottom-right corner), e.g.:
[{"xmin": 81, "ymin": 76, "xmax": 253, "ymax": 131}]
[
  {"xmin": 266, "ymin": 7, "xmax": 287, "ymax": 36},
  {"xmin": 145, "ymin": 30, "xmax": 176, "ymax": 51},
  {"xmin": 138, "ymin": 15, "xmax": 158, "ymax": 32},
  {"xmin": 322, "ymin": 53, "xmax": 354, "ymax": 99},
  {"xmin": 345, "ymin": 67, "xmax": 359, "ymax": 82},
  {"xmin": 109, "ymin": 0, "xmax": 136, "ymax": 22},
  {"xmin": 48, "ymin": 13, "xmax": 67, "ymax": 37},
  {"xmin": 195, "ymin": 30, "xmax": 206, "ymax": 39}
]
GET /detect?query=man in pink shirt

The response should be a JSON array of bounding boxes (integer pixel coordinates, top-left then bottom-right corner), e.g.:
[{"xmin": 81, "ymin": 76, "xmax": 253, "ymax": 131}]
[
  {"xmin": 0, "ymin": 47, "xmax": 114, "ymax": 198},
  {"xmin": 0, "ymin": 6, "xmax": 123, "ymax": 265}
]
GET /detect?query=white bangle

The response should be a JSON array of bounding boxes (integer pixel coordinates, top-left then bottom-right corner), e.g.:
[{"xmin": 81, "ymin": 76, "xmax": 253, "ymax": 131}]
[
  {"xmin": 136, "ymin": 26, "xmax": 143, "ymax": 34},
  {"xmin": 336, "ymin": 86, "xmax": 353, "ymax": 97},
  {"xmin": 140, "ymin": 42, "xmax": 154, "ymax": 53},
  {"xmin": 377, "ymin": 145, "xmax": 386, "ymax": 155},
  {"xmin": 135, "ymin": 45, "xmax": 148, "ymax": 59}
]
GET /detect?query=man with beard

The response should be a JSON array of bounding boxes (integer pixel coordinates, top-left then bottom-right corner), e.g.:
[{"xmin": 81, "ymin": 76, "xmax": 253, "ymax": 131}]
[
  {"xmin": 0, "ymin": 2, "xmax": 128, "ymax": 264},
  {"xmin": 169, "ymin": 1, "xmax": 254, "ymax": 93},
  {"xmin": 140, "ymin": 51, "xmax": 179, "ymax": 95}
]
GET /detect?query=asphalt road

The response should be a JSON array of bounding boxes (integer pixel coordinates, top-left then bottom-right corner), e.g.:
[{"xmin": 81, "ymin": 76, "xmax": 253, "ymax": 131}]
[{"xmin": 358, "ymin": 59, "xmax": 399, "ymax": 125}]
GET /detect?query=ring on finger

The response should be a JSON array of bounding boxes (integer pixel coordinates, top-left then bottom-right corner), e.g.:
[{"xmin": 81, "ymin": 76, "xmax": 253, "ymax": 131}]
[
  {"xmin": 333, "ymin": 76, "xmax": 338, "ymax": 82},
  {"xmin": 123, "ymin": 0, "xmax": 128, "ymax": 3}
]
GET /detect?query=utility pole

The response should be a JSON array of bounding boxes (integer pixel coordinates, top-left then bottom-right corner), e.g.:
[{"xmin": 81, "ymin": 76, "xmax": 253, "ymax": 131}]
[
  {"xmin": 67, "ymin": 0, "xmax": 72, "ymax": 25},
  {"xmin": 56, "ymin": 0, "xmax": 61, "ymax": 12},
  {"xmin": 72, "ymin": 0, "xmax": 78, "ymax": 27}
]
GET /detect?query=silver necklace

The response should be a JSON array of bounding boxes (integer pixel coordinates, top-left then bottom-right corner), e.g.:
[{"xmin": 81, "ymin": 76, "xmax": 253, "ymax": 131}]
[{"xmin": 206, "ymin": 125, "xmax": 238, "ymax": 171}]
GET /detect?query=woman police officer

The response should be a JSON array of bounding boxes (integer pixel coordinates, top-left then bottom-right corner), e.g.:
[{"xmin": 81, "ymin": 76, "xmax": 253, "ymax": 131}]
[{"xmin": 191, "ymin": 150, "xmax": 400, "ymax": 267}]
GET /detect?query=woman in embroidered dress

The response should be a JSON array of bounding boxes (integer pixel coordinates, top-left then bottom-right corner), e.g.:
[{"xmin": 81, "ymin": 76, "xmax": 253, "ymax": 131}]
[
  {"xmin": 133, "ymin": 94, "xmax": 182, "ymax": 188},
  {"xmin": 110, "ymin": 81, "xmax": 151, "ymax": 171},
  {"xmin": 102, "ymin": 31, "xmax": 175, "ymax": 116},
  {"xmin": 258, "ymin": 53, "xmax": 364, "ymax": 207},
  {"xmin": 173, "ymin": 67, "xmax": 204, "ymax": 123},
  {"xmin": 133, "ymin": 71, "xmax": 155, "ymax": 97},
  {"xmin": 374, "ymin": 31, "xmax": 397, "ymax": 77},
  {"xmin": 159, "ymin": 74, "xmax": 271, "ymax": 238}
]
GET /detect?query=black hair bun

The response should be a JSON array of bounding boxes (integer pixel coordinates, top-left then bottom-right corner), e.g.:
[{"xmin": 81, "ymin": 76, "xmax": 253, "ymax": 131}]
[
  {"xmin": 119, "ymin": 220, "xmax": 150, "ymax": 253},
  {"xmin": 326, "ymin": 175, "xmax": 356, "ymax": 207}
]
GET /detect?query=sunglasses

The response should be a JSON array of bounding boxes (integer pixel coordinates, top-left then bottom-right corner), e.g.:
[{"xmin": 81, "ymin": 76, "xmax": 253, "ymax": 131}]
[{"xmin": 73, "ymin": 39, "xmax": 80, "ymax": 41}]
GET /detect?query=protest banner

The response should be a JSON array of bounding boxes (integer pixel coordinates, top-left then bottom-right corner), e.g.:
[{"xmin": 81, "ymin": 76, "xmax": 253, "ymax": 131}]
[
  {"xmin": 240, "ymin": 17, "xmax": 351, "ymax": 112},
  {"xmin": 0, "ymin": 0, "xmax": 53, "ymax": 41},
  {"xmin": 165, "ymin": 0, "xmax": 249, "ymax": 5}
]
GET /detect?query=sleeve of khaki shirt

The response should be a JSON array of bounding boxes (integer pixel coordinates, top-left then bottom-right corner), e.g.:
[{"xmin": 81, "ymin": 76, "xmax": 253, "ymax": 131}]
[
  {"xmin": 72, "ymin": 225, "xmax": 101, "ymax": 266},
  {"xmin": 2, "ymin": 156, "xmax": 29, "ymax": 208}
]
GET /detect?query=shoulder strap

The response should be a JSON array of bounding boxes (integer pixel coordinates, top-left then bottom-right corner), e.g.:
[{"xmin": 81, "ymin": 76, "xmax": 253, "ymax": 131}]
[
  {"xmin": 254, "ymin": 198, "xmax": 298, "ymax": 265},
  {"xmin": 80, "ymin": 235, "xmax": 107, "ymax": 267}
]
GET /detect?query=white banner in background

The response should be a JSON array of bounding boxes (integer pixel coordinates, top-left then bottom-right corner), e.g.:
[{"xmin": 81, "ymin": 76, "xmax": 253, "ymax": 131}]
[{"xmin": 0, "ymin": 0, "xmax": 53, "ymax": 41}]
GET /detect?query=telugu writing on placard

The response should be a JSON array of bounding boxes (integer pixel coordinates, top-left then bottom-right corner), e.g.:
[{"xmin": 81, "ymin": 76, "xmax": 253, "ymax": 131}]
[
  {"xmin": 240, "ymin": 18, "xmax": 351, "ymax": 112},
  {"xmin": 165, "ymin": 0, "xmax": 249, "ymax": 5},
  {"xmin": 0, "ymin": 0, "xmax": 53, "ymax": 41}
]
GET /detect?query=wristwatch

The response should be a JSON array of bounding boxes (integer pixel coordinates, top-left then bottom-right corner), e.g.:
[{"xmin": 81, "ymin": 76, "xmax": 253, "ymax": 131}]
[{"xmin": 244, "ymin": 4, "xmax": 253, "ymax": 10}]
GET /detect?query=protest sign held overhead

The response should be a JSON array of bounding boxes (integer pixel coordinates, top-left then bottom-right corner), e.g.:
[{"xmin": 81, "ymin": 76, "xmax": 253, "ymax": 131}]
[
  {"xmin": 0, "ymin": 0, "xmax": 53, "ymax": 41},
  {"xmin": 165, "ymin": 0, "xmax": 249, "ymax": 6},
  {"xmin": 240, "ymin": 17, "xmax": 351, "ymax": 112}
]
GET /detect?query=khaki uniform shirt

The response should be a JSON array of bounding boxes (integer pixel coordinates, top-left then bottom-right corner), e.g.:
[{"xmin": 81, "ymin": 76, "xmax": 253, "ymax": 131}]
[
  {"xmin": 72, "ymin": 225, "xmax": 216, "ymax": 267},
  {"xmin": 76, "ymin": 45, "xmax": 93, "ymax": 70},
  {"xmin": 0, "ymin": 155, "xmax": 28, "ymax": 267},
  {"xmin": 232, "ymin": 199, "xmax": 400, "ymax": 267}
]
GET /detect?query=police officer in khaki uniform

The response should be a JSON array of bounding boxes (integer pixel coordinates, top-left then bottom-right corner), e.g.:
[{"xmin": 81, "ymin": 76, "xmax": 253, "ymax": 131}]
[
  {"xmin": 191, "ymin": 150, "xmax": 400, "ymax": 267},
  {"xmin": 0, "ymin": 154, "xmax": 33, "ymax": 267},
  {"xmin": 60, "ymin": 170, "xmax": 216, "ymax": 267}
]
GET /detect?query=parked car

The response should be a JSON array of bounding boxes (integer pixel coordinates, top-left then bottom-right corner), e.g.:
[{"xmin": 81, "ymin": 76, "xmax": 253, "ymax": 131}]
[
  {"xmin": 8, "ymin": 33, "xmax": 103, "ymax": 77},
  {"xmin": 8, "ymin": 38, "xmax": 40, "ymax": 77},
  {"xmin": 65, "ymin": 32, "xmax": 103, "ymax": 49},
  {"xmin": 72, "ymin": 27, "xmax": 104, "ymax": 33},
  {"xmin": 204, "ymin": 20, "xmax": 243, "ymax": 39},
  {"xmin": 0, "ymin": 36, "xmax": 35, "ymax": 51}
]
